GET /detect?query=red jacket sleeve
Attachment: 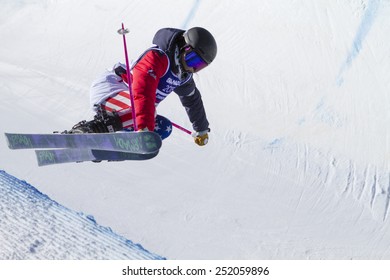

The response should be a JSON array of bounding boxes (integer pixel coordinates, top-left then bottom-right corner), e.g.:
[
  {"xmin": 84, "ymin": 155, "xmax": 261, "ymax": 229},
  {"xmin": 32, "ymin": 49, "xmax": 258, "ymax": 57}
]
[{"xmin": 131, "ymin": 50, "xmax": 169, "ymax": 131}]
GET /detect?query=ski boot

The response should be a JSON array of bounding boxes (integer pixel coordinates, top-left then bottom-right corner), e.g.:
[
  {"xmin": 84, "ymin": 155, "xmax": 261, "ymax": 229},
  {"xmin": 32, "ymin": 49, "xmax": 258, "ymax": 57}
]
[
  {"xmin": 62, "ymin": 106, "xmax": 123, "ymax": 163},
  {"xmin": 64, "ymin": 106, "xmax": 123, "ymax": 134}
]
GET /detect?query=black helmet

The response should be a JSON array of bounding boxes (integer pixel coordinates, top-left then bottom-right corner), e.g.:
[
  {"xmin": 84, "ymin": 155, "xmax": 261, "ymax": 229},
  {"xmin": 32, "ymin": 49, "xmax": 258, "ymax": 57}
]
[{"xmin": 183, "ymin": 27, "xmax": 217, "ymax": 64}]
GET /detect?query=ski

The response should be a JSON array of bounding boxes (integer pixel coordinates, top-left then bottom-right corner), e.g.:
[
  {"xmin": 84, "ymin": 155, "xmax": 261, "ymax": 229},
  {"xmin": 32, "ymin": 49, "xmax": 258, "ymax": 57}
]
[
  {"xmin": 35, "ymin": 149, "xmax": 159, "ymax": 166},
  {"xmin": 5, "ymin": 131, "xmax": 161, "ymax": 154}
]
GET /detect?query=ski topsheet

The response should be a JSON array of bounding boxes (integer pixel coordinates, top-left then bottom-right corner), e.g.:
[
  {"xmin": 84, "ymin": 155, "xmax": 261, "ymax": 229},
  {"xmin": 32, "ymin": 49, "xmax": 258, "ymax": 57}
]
[
  {"xmin": 35, "ymin": 149, "xmax": 159, "ymax": 166},
  {"xmin": 5, "ymin": 132, "xmax": 162, "ymax": 154}
]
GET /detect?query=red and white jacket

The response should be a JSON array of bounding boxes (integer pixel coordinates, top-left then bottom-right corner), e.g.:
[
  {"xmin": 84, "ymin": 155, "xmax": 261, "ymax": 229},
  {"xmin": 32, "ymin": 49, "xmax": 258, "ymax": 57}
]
[{"xmin": 90, "ymin": 28, "xmax": 209, "ymax": 133}]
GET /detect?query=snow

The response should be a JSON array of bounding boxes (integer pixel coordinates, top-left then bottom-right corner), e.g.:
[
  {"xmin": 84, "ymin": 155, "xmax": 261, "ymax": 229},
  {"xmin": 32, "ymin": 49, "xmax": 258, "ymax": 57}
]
[
  {"xmin": 0, "ymin": 0, "xmax": 389, "ymax": 259},
  {"xmin": 0, "ymin": 170, "xmax": 164, "ymax": 260}
]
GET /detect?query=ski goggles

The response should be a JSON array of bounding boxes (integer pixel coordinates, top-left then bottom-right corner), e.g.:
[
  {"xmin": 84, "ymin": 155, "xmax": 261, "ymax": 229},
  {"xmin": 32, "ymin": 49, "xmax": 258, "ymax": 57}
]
[{"xmin": 182, "ymin": 46, "xmax": 208, "ymax": 73}]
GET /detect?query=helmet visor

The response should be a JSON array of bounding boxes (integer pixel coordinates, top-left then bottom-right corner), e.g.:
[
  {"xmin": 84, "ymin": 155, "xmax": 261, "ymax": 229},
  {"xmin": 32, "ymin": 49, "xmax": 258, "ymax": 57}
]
[{"xmin": 183, "ymin": 48, "xmax": 208, "ymax": 73}]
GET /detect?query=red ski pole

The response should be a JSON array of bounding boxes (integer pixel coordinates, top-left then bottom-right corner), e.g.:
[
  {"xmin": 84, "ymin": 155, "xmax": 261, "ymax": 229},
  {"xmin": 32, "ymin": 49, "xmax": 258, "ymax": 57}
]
[
  {"xmin": 118, "ymin": 23, "xmax": 138, "ymax": 131},
  {"xmin": 171, "ymin": 122, "xmax": 192, "ymax": 135}
]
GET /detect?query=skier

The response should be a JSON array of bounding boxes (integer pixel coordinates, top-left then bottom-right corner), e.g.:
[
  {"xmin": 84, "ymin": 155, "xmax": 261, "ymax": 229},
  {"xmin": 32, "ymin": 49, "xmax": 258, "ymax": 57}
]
[{"xmin": 67, "ymin": 27, "xmax": 217, "ymax": 146}]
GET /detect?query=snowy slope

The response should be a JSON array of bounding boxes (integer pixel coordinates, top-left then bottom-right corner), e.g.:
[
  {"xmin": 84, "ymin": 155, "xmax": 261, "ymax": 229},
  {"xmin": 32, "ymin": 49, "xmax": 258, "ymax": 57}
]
[
  {"xmin": 0, "ymin": 170, "xmax": 164, "ymax": 260},
  {"xmin": 0, "ymin": 0, "xmax": 389, "ymax": 259}
]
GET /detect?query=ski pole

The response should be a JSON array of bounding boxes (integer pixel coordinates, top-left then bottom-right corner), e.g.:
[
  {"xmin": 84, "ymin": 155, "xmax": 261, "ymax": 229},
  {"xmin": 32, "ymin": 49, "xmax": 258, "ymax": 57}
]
[
  {"xmin": 171, "ymin": 122, "xmax": 192, "ymax": 135},
  {"xmin": 118, "ymin": 23, "xmax": 138, "ymax": 131}
]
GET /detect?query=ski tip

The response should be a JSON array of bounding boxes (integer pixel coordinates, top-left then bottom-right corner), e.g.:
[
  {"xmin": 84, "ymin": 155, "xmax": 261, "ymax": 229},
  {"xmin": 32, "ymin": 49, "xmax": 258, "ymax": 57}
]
[
  {"xmin": 4, "ymin": 132, "xmax": 38, "ymax": 150},
  {"xmin": 35, "ymin": 150, "xmax": 48, "ymax": 167},
  {"xmin": 35, "ymin": 150, "xmax": 57, "ymax": 167},
  {"xmin": 4, "ymin": 133, "xmax": 16, "ymax": 149}
]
